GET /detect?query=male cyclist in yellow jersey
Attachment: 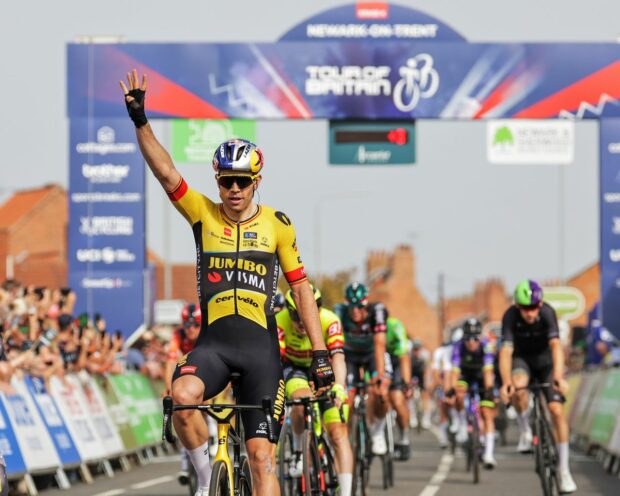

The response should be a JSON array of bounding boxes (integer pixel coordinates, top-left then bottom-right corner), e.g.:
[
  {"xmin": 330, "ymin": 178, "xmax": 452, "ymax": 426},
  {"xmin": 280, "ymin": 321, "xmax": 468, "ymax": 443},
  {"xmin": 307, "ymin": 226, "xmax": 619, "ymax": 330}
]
[
  {"xmin": 277, "ymin": 287, "xmax": 353, "ymax": 496},
  {"xmin": 120, "ymin": 70, "xmax": 334, "ymax": 496}
]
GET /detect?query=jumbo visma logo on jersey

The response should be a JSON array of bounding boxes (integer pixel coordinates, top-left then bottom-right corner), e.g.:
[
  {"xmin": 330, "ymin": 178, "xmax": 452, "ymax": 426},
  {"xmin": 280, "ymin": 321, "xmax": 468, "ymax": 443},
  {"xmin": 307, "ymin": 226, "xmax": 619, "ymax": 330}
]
[{"xmin": 205, "ymin": 253, "xmax": 276, "ymax": 328}]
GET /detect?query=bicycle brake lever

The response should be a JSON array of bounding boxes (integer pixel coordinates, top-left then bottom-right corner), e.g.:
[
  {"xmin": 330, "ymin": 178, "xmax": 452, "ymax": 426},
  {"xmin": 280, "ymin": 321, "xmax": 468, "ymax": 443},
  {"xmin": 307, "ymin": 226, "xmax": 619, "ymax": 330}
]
[
  {"xmin": 162, "ymin": 396, "xmax": 177, "ymax": 443},
  {"xmin": 262, "ymin": 396, "xmax": 276, "ymax": 443}
]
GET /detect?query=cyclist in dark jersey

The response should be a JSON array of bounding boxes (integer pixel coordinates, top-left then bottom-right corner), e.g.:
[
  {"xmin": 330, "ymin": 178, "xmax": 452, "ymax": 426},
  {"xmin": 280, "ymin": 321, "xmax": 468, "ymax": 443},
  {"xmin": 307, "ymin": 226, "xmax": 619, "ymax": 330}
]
[
  {"xmin": 121, "ymin": 69, "xmax": 334, "ymax": 496},
  {"xmin": 499, "ymin": 280, "xmax": 576, "ymax": 494},
  {"xmin": 410, "ymin": 339, "xmax": 432, "ymax": 429},
  {"xmin": 334, "ymin": 282, "xmax": 390, "ymax": 455}
]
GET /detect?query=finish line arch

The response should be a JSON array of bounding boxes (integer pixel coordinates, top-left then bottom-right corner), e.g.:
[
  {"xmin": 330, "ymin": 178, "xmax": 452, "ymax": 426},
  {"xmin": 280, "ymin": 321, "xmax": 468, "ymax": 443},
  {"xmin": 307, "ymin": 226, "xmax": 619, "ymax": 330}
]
[{"xmin": 67, "ymin": 3, "xmax": 620, "ymax": 338}]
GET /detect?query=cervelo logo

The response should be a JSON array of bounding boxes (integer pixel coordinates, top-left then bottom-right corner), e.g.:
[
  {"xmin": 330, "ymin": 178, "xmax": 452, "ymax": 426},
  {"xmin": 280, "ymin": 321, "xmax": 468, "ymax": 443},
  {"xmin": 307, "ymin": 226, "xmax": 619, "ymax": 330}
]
[
  {"xmin": 356, "ymin": 2, "xmax": 388, "ymax": 19},
  {"xmin": 305, "ymin": 54, "xmax": 439, "ymax": 113},
  {"xmin": 76, "ymin": 126, "xmax": 136, "ymax": 155},
  {"xmin": 76, "ymin": 247, "xmax": 137, "ymax": 264},
  {"xmin": 82, "ymin": 163, "xmax": 130, "ymax": 183},
  {"xmin": 610, "ymin": 249, "xmax": 620, "ymax": 262},
  {"xmin": 215, "ymin": 294, "xmax": 259, "ymax": 308},
  {"xmin": 81, "ymin": 277, "xmax": 128, "ymax": 289},
  {"xmin": 79, "ymin": 216, "xmax": 134, "ymax": 236}
]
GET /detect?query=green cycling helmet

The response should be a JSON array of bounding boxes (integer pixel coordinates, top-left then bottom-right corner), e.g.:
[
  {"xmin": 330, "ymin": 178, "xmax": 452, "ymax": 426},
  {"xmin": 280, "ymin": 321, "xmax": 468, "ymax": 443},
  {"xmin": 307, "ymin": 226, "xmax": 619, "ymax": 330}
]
[
  {"xmin": 344, "ymin": 282, "xmax": 369, "ymax": 306},
  {"xmin": 514, "ymin": 279, "xmax": 543, "ymax": 307}
]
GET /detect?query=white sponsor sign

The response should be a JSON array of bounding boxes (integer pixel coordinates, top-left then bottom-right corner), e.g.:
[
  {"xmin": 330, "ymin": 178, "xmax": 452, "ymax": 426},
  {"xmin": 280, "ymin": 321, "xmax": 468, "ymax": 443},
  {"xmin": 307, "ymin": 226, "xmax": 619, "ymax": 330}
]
[
  {"xmin": 75, "ymin": 126, "xmax": 136, "ymax": 155},
  {"xmin": 79, "ymin": 216, "xmax": 134, "ymax": 236},
  {"xmin": 487, "ymin": 120, "xmax": 574, "ymax": 165},
  {"xmin": 82, "ymin": 163, "xmax": 130, "ymax": 183},
  {"xmin": 71, "ymin": 192, "xmax": 142, "ymax": 203},
  {"xmin": 4, "ymin": 378, "xmax": 60, "ymax": 471},
  {"xmin": 154, "ymin": 299, "xmax": 186, "ymax": 325},
  {"xmin": 76, "ymin": 247, "xmax": 136, "ymax": 264},
  {"xmin": 67, "ymin": 373, "xmax": 124, "ymax": 456},
  {"xmin": 48, "ymin": 375, "xmax": 105, "ymax": 461}
]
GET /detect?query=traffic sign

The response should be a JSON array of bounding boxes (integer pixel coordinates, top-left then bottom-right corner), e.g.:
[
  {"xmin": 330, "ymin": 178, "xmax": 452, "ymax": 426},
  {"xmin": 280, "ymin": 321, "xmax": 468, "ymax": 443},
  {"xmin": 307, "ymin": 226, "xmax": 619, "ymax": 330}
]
[{"xmin": 543, "ymin": 286, "xmax": 585, "ymax": 321}]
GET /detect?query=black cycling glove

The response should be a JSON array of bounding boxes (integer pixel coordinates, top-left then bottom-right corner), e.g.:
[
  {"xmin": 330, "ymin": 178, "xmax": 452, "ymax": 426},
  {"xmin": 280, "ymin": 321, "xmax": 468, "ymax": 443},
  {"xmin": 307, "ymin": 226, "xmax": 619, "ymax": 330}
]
[
  {"xmin": 309, "ymin": 350, "xmax": 335, "ymax": 391},
  {"xmin": 125, "ymin": 88, "xmax": 148, "ymax": 128}
]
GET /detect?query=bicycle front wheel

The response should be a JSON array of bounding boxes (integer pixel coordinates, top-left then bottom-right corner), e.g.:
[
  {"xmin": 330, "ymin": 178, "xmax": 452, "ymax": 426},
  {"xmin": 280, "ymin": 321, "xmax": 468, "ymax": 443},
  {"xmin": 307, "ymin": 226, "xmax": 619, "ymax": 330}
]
[
  {"xmin": 209, "ymin": 461, "xmax": 230, "ymax": 496},
  {"xmin": 319, "ymin": 437, "xmax": 339, "ymax": 496},
  {"xmin": 239, "ymin": 455, "xmax": 253, "ymax": 496},
  {"xmin": 470, "ymin": 419, "xmax": 480, "ymax": 484},
  {"xmin": 351, "ymin": 413, "xmax": 369, "ymax": 496},
  {"xmin": 277, "ymin": 422, "xmax": 296, "ymax": 496},
  {"xmin": 302, "ymin": 430, "xmax": 322, "ymax": 496}
]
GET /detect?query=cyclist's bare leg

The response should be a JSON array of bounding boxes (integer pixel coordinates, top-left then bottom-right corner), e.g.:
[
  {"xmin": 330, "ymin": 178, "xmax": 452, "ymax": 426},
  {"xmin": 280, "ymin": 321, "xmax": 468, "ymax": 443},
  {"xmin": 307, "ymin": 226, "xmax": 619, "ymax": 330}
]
[
  {"xmin": 511, "ymin": 373, "xmax": 530, "ymax": 431},
  {"xmin": 389, "ymin": 389, "xmax": 410, "ymax": 433},
  {"xmin": 367, "ymin": 386, "xmax": 389, "ymax": 425},
  {"xmin": 291, "ymin": 387, "xmax": 311, "ymax": 449},
  {"xmin": 246, "ymin": 437, "xmax": 280, "ymax": 496},
  {"xmin": 548, "ymin": 401, "xmax": 568, "ymax": 443},
  {"xmin": 172, "ymin": 375, "xmax": 210, "ymax": 448},
  {"xmin": 421, "ymin": 389, "xmax": 432, "ymax": 424},
  {"xmin": 326, "ymin": 422, "xmax": 354, "ymax": 475}
]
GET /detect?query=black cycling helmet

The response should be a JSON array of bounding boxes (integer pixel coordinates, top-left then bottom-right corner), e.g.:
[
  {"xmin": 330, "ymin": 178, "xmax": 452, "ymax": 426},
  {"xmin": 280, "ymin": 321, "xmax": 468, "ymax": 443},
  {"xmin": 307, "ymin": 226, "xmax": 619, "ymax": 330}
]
[{"xmin": 462, "ymin": 318, "xmax": 483, "ymax": 337}]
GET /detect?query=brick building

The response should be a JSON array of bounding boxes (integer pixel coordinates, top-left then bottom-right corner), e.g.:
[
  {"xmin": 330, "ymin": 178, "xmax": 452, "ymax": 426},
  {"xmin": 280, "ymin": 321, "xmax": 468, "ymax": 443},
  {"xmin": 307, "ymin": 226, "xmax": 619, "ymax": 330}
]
[
  {"xmin": 0, "ymin": 185, "xmax": 68, "ymax": 287},
  {"xmin": 367, "ymin": 245, "xmax": 441, "ymax": 349}
]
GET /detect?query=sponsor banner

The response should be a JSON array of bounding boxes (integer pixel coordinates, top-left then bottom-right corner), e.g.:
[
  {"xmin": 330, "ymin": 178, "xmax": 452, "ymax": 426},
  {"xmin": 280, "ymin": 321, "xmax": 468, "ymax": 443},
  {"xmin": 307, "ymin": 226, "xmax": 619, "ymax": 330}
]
[
  {"xmin": 2, "ymin": 382, "xmax": 60, "ymax": 472},
  {"xmin": 92, "ymin": 375, "xmax": 139, "ymax": 451},
  {"xmin": 69, "ymin": 270, "xmax": 144, "ymax": 338},
  {"xmin": 279, "ymin": 3, "xmax": 466, "ymax": 41},
  {"xmin": 588, "ymin": 369, "xmax": 620, "ymax": 447},
  {"xmin": 21, "ymin": 376, "xmax": 81, "ymax": 467},
  {"xmin": 66, "ymin": 373, "xmax": 125, "ymax": 456},
  {"xmin": 69, "ymin": 118, "xmax": 145, "ymax": 338},
  {"xmin": 0, "ymin": 393, "xmax": 26, "ymax": 476},
  {"xmin": 600, "ymin": 119, "xmax": 620, "ymax": 340},
  {"xmin": 107, "ymin": 373, "xmax": 161, "ymax": 447},
  {"xmin": 329, "ymin": 121, "xmax": 415, "ymax": 165},
  {"xmin": 68, "ymin": 43, "xmax": 620, "ymax": 120},
  {"xmin": 487, "ymin": 120, "xmax": 574, "ymax": 165},
  {"xmin": 48, "ymin": 375, "xmax": 106, "ymax": 461},
  {"xmin": 171, "ymin": 119, "xmax": 256, "ymax": 163},
  {"xmin": 568, "ymin": 371, "xmax": 600, "ymax": 435}
]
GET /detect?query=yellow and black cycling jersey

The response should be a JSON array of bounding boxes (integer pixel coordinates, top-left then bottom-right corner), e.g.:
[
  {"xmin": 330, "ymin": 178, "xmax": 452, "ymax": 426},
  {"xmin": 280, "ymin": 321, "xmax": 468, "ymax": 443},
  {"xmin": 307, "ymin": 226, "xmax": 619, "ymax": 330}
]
[
  {"xmin": 168, "ymin": 177, "xmax": 307, "ymax": 330},
  {"xmin": 276, "ymin": 307, "xmax": 345, "ymax": 368}
]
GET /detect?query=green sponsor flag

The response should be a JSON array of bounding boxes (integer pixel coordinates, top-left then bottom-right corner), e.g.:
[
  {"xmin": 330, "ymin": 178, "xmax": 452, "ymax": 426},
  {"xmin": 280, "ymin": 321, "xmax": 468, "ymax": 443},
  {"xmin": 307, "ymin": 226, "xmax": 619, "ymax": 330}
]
[
  {"xmin": 172, "ymin": 119, "xmax": 257, "ymax": 163},
  {"xmin": 589, "ymin": 370, "xmax": 620, "ymax": 446},
  {"xmin": 93, "ymin": 375, "xmax": 138, "ymax": 451},
  {"xmin": 108, "ymin": 372, "xmax": 161, "ymax": 447}
]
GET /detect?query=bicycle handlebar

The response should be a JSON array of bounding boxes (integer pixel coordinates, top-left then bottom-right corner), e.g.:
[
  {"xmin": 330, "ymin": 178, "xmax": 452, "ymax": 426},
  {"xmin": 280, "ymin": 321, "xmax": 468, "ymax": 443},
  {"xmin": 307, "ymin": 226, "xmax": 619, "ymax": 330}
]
[{"xmin": 286, "ymin": 391, "xmax": 346, "ymax": 423}]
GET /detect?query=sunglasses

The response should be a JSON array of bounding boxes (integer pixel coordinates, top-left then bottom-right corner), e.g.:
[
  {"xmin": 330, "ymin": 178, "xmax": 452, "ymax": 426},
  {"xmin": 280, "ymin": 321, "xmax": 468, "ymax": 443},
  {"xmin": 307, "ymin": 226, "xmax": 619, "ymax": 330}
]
[
  {"xmin": 518, "ymin": 303, "xmax": 540, "ymax": 311},
  {"xmin": 217, "ymin": 175, "xmax": 254, "ymax": 190},
  {"xmin": 464, "ymin": 335, "xmax": 480, "ymax": 341}
]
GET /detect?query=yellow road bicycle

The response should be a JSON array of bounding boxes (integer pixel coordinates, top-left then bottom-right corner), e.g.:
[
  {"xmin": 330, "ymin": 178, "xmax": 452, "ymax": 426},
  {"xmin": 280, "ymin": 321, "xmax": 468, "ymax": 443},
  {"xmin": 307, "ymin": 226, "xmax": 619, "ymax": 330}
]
[{"xmin": 163, "ymin": 373, "xmax": 275, "ymax": 496}]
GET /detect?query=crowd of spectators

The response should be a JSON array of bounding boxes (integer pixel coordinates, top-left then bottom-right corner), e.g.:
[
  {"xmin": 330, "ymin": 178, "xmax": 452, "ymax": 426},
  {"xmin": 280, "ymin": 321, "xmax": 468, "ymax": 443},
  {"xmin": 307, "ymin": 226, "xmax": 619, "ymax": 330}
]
[{"xmin": 0, "ymin": 279, "xmax": 170, "ymax": 392}]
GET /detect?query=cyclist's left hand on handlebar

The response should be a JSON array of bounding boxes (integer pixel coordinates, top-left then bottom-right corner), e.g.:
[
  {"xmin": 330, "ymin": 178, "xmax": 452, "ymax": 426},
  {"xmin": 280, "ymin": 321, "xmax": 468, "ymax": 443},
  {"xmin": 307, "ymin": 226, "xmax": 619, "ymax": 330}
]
[
  {"xmin": 309, "ymin": 350, "xmax": 335, "ymax": 396},
  {"xmin": 331, "ymin": 383, "xmax": 348, "ymax": 409}
]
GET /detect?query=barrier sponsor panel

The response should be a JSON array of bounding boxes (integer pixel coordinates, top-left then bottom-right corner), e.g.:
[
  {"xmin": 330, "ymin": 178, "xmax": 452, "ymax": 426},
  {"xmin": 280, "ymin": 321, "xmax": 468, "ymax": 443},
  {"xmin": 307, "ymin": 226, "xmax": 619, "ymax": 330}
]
[
  {"xmin": 92, "ymin": 375, "xmax": 139, "ymax": 451},
  {"xmin": 588, "ymin": 369, "xmax": 620, "ymax": 447},
  {"xmin": 107, "ymin": 372, "xmax": 161, "ymax": 447},
  {"xmin": 0, "ymin": 393, "xmax": 26, "ymax": 476},
  {"xmin": 21, "ymin": 376, "xmax": 81, "ymax": 467},
  {"xmin": 48, "ymin": 376, "xmax": 106, "ymax": 461},
  {"xmin": 67, "ymin": 373, "xmax": 125, "ymax": 457},
  {"xmin": 3, "ymin": 380, "xmax": 60, "ymax": 472}
]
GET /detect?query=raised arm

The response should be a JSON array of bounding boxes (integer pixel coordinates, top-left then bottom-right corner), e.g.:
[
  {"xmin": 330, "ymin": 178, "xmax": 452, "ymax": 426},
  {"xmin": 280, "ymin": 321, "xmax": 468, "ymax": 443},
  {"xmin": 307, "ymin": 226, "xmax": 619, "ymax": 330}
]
[{"xmin": 120, "ymin": 69, "xmax": 181, "ymax": 192}]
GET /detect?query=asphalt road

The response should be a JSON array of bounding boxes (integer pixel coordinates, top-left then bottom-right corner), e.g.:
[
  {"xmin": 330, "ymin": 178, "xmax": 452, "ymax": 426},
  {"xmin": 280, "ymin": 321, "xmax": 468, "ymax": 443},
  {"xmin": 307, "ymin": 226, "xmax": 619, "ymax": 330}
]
[{"xmin": 34, "ymin": 427, "xmax": 619, "ymax": 495}]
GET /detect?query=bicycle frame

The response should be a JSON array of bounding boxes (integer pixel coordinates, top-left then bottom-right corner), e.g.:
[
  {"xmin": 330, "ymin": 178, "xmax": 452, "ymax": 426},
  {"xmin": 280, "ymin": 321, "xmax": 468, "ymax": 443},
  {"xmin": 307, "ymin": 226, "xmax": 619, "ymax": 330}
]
[{"xmin": 162, "ymin": 396, "xmax": 275, "ymax": 496}]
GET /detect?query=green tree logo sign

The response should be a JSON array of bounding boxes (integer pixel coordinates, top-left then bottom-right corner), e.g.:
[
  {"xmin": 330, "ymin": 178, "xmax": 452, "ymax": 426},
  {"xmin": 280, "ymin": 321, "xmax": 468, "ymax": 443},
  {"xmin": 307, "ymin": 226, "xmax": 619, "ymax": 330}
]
[{"xmin": 493, "ymin": 126, "xmax": 514, "ymax": 147}]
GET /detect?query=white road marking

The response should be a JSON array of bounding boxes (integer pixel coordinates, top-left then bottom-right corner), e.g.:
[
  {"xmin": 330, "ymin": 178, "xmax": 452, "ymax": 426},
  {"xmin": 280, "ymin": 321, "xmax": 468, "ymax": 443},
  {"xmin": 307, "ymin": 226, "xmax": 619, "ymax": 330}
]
[
  {"xmin": 93, "ymin": 490, "xmax": 126, "ymax": 496},
  {"xmin": 130, "ymin": 475, "xmax": 175, "ymax": 489},
  {"xmin": 419, "ymin": 453, "xmax": 454, "ymax": 496}
]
